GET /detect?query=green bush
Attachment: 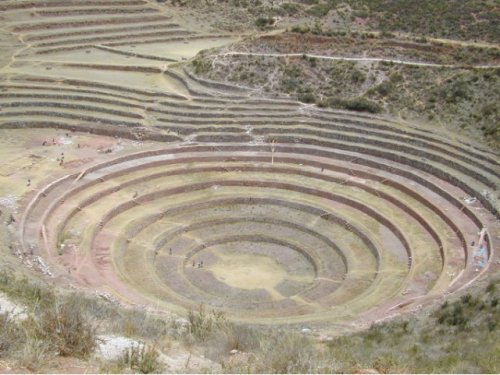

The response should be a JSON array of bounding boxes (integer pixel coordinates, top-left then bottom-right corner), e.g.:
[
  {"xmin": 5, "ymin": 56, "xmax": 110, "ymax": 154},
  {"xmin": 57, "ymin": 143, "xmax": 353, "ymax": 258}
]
[
  {"xmin": 191, "ymin": 58, "xmax": 211, "ymax": 75},
  {"xmin": 374, "ymin": 80, "xmax": 394, "ymax": 96},
  {"xmin": 255, "ymin": 16, "xmax": 273, "ymax": 28},
  {"xmin": 298, "ymin": 92, "xmax": 316, "ymax": 103},
  {"xmin": 352, "ymin": 98, "xmax": 381, "ymax": 112},
  {"xmin": 290, "ymin": 25, "xmax": 310, "ymax": 34},
  {"xmin": 351, "ymin": 69, "xmax": 366, "ymax": 83}
]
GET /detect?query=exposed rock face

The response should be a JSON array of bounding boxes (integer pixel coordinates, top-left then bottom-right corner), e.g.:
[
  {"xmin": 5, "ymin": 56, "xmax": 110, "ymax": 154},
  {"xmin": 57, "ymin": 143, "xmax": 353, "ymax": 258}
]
[{"xmin": 0, "ymin": 293, "xmax": 27, "ymax": 320}]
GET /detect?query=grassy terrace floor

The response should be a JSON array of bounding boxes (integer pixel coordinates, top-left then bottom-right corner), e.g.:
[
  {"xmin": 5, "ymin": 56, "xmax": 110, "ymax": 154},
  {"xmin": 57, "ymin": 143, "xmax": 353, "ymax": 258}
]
[{"xmin": 0, "ymin": 0, "xmax": 498, "ymax": 373}]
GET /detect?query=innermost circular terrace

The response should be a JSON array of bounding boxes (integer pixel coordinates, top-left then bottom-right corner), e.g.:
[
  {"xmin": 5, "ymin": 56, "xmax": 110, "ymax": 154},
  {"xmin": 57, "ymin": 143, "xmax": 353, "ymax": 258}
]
[{"xmin": 186, "ymin": 240, "xmax": 317, "ymax": 299}]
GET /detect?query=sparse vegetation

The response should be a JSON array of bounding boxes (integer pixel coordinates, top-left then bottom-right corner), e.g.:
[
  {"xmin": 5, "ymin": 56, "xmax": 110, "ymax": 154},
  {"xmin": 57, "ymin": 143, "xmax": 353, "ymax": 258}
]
[
  {"xmin": 255, "ymin": 16, "xmax": 274, "ymax": 29},
  {"xmin": 183, "ymin": 0, "xmax": 499, "ymax": 42},
  {"xmin": 99, "ymin": 343, "xmax": 163, "ymax": 374},
  {"xmin": 320, "ymin": 96, "xmax": 382, "ymax": 113},
  {"xmin": 1, "ymin": 0, "xmax": 499, "ymax": 373},
  {"xmin": 192, "ymin": 37, "xmax": 500, "ymax": 145},
  {"xmin": 193, "ymin": 280, "xmax": 500, "ymax": 373},
  {"xmin": 298, "ymin": 92, "xmax": 316, "ymax": 104},
  {"xmin": 0, "ymin": 270, "xmax": 171, "ymax": 371},
  {"xmin": 188, "ymin": 304, "xmax": 228, "ymax": 342},
  {"xmin": 191, "ymin": 56, "xmax": 211, "ymax": 75},
  {"xmin": 121, "ymin": 343, "xmax": 163, "ymax": 374},
  {"xmin": 109, "ymin": 278, "xmax": 500, "ymax": 373},
  {"xmin": 362, "ymin": 0, "xmax": 500, "ymax": 43},
  {"xmin": 0, "ymin": 289, "xmax": 95, "ymax": 370},
  {"xmin": 30, "ymin": 296, "xmax": 97, "ymax": 357}
]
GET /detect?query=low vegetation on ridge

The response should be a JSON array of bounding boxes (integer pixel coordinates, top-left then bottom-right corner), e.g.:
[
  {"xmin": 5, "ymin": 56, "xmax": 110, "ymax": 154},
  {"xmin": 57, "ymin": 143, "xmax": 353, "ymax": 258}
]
[
  {"xmin": 190, "ymin": 31, "xmax": 500, "ymax": 146},
  {"xmin": 1, "ymin": 269, "xmax": 498, "ymax": 373},
  {"xmin": 171, "ymin": 0, "xmax": 499, "ymax": 43}
]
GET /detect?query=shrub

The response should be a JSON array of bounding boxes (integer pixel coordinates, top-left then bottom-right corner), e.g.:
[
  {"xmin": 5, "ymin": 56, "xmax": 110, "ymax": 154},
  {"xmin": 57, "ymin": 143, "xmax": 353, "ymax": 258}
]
[
  {"xmin": 321, "ymin": 96, "xmax": 382, "ymax": 113},
  {"xmin": 188, "ymin": 304, "xmax": 227, "ymax": 341},
  {"xmin": 122, "ymin": 343, "xmax": 163, "ymax": 374},
  {"xmin": 255, "ymin": 332, "xmax": 317, "ymax": 373},
  {"xmin": 343, "ymin": 97, "xmax": 382, "ymax": 113},
  {"xmin": 374, "ymin": 80, "xmax": 394, "ymax": 96},
  {"xmin": 351, "ymin": 69, "xmax": 366, "ymax": 83},
  {"xmin": 0, "ymin": 313, "xmax": 20, "ymax": 356},
  {"xmin": 414, "ymin": 36, "xmax": 428, "ymax": 43},
  {"xmin": 460, "ymin": 294, "xmax": 480, "ymax": 307},
  {"xmin": 290, "ymin": 25, "xmax": 310, "ymax": 34},
  {"xmin": 481, "ymin": 103, "xmax": 498, "ymax": 118},
  {"xmin": 435, "ymin": 303, "xmax": 469, "ymax": 329},
  {"xmin": 191, "ymin": 58, "xmax": 211, "ymax": 75},
  {"xmin": 282, "ymin": 78, "xmax": 301, "ymax": 92},
  {"xmin": 353, "ymin": 10, "xmax": 369, "ymax": 18},
  {"xmin": 444, "ymin": 80, "xmax": 470, "ymax": 103},
  {"xmin": 364, "ymin": 323, "xmax": 384, "ymax": 342},
  {"xmin": 255, "ymin": 16, "xmax": 273, "ymax": 28},
  {"xmin": 380, "ymin": 30, "xmax": 395, "ymax": 38},
  {"xmin": 298, "ymin": 92, "xmax": 316, "ymax": 103},
  {"xmin": 31, "ymin": 296, "xmax": 97, "ymax": 357},
  {"xmin": 373, "ymin": 353, "xmax": 401, "ymax": 373},
  {"xmin": 204, "ymin": 323, "xmax": 262, "ymax": 365},
  {"xmin": 14, "ymin": 337, "xmax": 50, "ymax": 372},
  {"xmin": 116, "ymin": 310, "xmax": 169, "ymax": 340}
]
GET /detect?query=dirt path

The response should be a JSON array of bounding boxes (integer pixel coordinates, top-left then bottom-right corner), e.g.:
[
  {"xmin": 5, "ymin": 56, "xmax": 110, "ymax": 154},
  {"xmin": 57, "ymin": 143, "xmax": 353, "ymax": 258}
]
[{"xmin": 213, "ymin": 51, "xmax": 500, "ymax": 69}]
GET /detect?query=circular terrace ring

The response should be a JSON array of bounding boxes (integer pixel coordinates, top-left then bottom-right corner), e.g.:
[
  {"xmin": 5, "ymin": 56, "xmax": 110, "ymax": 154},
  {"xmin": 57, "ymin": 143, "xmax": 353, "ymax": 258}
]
[
  {"xmin": 3, "ymin": 0, "xmax": 497, "ymax": 328},
  {"xmin": 21, "ymin": 147, "xmax": 484, "ymax": 323},
  {"xmin": 106, "ymin": 189, "xmax": 389, "ymax": 320},
  {"xmin": 19, "ymin": 139, "xmax": 495, "ymax": 325}
]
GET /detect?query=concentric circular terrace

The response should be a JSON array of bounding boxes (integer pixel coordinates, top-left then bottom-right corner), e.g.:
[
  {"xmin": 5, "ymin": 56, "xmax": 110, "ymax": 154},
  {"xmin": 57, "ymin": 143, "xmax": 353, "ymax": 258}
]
[
  {"xmin": 2, "ymin": 0, "xmax": 498, "ymax": 327},
  {"xmin": 17, "ymin": 78, "xmax": 499, "ymax": 325}
]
